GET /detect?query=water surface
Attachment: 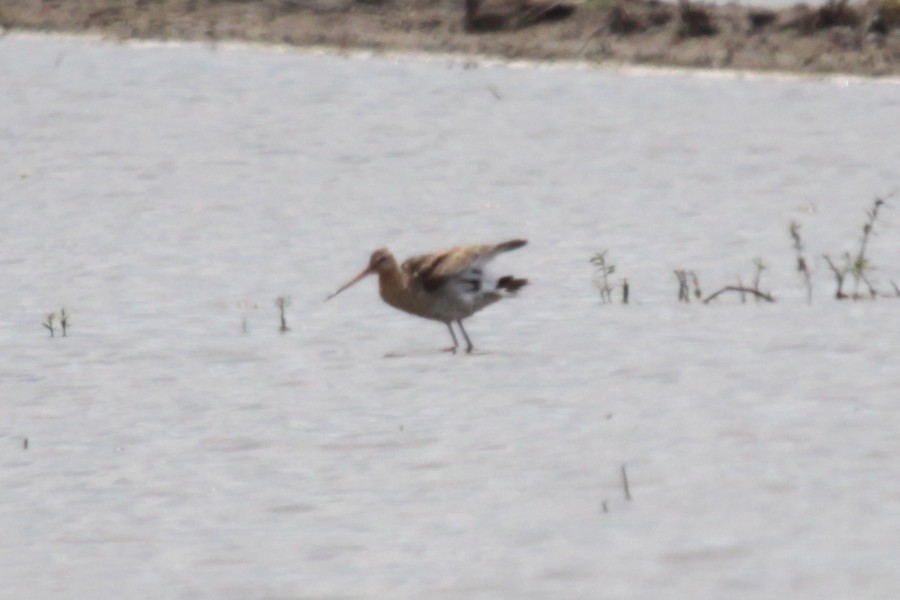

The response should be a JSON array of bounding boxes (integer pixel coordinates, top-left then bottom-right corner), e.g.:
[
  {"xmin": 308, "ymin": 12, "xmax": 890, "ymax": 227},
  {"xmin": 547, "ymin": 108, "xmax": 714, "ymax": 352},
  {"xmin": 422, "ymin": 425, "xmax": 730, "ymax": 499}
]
[{"xmin": 2, "ymin": 34, "xmax": 900, "ymax": 600}]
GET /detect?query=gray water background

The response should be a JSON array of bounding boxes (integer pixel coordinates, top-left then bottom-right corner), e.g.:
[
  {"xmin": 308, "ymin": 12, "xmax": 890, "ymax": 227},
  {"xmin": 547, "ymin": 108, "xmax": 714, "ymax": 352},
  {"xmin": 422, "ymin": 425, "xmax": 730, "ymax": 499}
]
[{"xmin": 2, "ymin": 33, "xmax": 900, "ymax": 599}]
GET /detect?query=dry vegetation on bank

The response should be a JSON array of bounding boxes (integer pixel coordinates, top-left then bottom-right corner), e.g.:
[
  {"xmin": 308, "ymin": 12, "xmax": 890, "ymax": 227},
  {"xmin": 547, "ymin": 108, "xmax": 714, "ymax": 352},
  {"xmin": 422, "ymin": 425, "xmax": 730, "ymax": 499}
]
[{"xmin": 1, "ymin": 0, "xmax": 899, "ymax": 75}]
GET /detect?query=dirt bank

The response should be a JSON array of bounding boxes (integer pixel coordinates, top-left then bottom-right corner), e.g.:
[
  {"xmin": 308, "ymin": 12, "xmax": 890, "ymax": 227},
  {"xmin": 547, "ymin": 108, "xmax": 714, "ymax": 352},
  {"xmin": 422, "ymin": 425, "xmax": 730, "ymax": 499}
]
[{"xmin": 1, "ymin": 0, "xmax": 899, "ymax": 76}]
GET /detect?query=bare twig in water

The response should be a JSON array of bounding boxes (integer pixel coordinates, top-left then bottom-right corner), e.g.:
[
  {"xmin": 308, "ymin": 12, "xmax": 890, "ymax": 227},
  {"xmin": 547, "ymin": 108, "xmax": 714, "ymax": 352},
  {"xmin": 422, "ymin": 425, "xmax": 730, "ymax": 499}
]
[
  {"xmin": 675, "ymin": 270, "xmax": 703, "ymax": 303},
  {"xmin": 621, "ymin": 464, "xmax": 632, "ymax": 501},
  {"xmin": 60, "ymin": 307, "xmax": 69, "ymax": 337},
  {"xmin": 275, "ymin": 296, "xmax": 291, "ymax": 333},
  {"xmin": 752, "ymin": 258, "xmax": 767, "ymax": 303},
  {"xmin": 237, "ymin": 300, "xmax": 257, "ymax": 334},
  {"xmin": 690, "ymin": 271, "xmax": 702, "ymax": 301},
  {"xmin": 704, "ymin": 258, "xmax": 773, "ymax": 304},
  {"xmin": 857, "ymin": 200, "xmax": 882, "ymax": 269},
  {"xmin": 823, "ymin": 254, "xmax": 847, "ymax": 299},
  {"xmin": 703, "ymin": 286, "xmax": 776, "ymax": 304},
  {"xmin": 675, "ymin": 270, "xmax": 700, "ymax": 302},
  {"xmin": 675, "ymin": 270, "xmax": 689, "ymax": 302},
  {"xmin": 42, "ymin": 313, "xmax": 56, "ymax": 337},
  {"xmin": 622, "ymin": 278, "xmax": 630, "ymax": 304},
  {"xmin": 790, "ymin": 221, "xmax": 813, "ymax": 303}
]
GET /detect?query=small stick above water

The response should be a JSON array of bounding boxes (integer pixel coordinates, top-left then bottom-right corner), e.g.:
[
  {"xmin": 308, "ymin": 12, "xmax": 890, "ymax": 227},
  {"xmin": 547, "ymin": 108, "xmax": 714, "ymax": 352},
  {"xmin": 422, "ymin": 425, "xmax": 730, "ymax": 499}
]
[
  {"xmin": 42, "ymin": 313, "xmax": 56, "ymax": 337},
  {"xmin": 621, "ymin": 463, "xmax": 632, "ymax": 501},
  {"xmin": 703, "ymin": 286, "xmax": 775, "ymax": 304},
  {"xmin": 276, "ymin": 296, "xmax": 291, "ymax": 333},
  {"xmin": 60, "ymin": 307, "xmax": 69, "ymax": 337}
]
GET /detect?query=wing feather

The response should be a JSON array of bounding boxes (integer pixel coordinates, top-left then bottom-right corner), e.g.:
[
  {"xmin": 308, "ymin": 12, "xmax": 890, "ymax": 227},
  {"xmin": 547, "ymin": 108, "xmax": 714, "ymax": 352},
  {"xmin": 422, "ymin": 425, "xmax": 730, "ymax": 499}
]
[{"xmin": 402, "ymin": 240, "xmax": 527, "ymax": 293}]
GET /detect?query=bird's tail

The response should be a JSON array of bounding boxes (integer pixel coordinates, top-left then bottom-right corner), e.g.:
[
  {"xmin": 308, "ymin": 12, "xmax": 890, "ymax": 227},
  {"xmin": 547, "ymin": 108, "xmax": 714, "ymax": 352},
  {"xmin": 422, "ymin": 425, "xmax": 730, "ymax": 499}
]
[
  {"xmin": 497, "ymin": 275, "xmax": 528, "ymax": 293},
  {"xmin": 495, "ymin": 239, "xmax": 528, "ymax": 253}
]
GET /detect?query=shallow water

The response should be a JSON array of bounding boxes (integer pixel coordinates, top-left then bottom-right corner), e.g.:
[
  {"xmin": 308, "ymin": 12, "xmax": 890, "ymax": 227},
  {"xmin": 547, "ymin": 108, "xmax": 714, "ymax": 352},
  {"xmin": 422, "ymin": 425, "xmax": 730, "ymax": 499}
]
[{"xmin": 2, "ymin": 34, "xmax": 900, "ymax": 599}]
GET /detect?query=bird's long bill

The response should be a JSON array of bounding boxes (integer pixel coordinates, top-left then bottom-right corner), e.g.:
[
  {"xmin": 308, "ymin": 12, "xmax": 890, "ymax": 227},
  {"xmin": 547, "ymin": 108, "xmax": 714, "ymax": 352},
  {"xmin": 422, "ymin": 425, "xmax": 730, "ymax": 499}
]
[{"xmin": 326, "ymin": 267, "xmax": 373, "ymax": 301}]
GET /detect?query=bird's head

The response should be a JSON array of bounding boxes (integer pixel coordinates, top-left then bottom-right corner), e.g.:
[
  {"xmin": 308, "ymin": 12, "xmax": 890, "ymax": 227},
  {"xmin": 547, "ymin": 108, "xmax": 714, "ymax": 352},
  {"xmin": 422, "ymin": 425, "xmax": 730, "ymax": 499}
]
[{"xmin": 326, "ymin": 248, "xmax": 396, "ymax": 301}]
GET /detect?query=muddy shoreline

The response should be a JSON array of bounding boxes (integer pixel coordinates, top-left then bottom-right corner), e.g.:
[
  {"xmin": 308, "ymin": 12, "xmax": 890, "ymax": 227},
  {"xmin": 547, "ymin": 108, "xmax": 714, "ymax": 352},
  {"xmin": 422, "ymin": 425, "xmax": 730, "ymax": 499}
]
[{"xmin": 1, "ymin": 0, "xmax": 899, "ymax": 76}]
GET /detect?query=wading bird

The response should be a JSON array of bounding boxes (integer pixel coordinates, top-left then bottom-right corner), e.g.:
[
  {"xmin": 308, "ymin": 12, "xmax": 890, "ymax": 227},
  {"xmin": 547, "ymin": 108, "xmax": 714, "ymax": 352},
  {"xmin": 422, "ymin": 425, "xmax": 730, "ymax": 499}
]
[{"xmin": 327, "ymin": 239, "xmax": 528, "ymax": 353}]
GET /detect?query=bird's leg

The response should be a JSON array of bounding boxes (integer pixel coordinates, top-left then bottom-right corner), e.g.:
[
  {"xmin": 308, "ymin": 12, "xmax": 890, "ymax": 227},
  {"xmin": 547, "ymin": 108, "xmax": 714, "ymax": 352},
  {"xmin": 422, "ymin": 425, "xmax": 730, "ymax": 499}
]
[
  {"xmin": 443, "ymin": 322, "xmax": 459, "ymax": 353},
  {"xmin": 457, "ymin": 320, "xmax": 474, "ymax": 354}
]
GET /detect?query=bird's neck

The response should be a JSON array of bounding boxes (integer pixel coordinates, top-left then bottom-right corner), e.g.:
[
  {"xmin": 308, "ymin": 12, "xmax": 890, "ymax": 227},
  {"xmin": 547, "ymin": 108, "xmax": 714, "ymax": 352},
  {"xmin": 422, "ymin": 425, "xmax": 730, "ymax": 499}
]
[{"xmin": 377, "ymin": 266, "xmax": 408, "ymax": 309}]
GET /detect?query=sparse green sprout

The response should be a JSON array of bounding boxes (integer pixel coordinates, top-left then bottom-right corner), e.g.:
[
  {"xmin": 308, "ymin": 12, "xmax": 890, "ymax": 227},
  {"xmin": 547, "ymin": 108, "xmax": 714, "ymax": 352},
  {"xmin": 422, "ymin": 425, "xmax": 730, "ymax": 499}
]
[
  {"xmin": 849, "ymin": 197, "xmax": 885, "ymax": 298},
  {"xmin": 849, "ymin": 254, "xmax": 876, "ymax": 298},
  {"xmin": 591, "ymin": 250, "xmax": 616, "ymax": 303},
  {"xmin": 824, "ymin": 193, "xmax": 892, "ymax": 300},
  {"xmin": 591, "ymin": 251, "xmax": 629, "ymax": 304}
]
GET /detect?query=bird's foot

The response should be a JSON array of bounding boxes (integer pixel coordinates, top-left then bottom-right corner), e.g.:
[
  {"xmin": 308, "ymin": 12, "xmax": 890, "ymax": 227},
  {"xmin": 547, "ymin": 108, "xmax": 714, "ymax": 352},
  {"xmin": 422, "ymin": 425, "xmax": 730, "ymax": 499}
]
[{"xmin": 441, "ymin": 346, "xmax": 458, "ymax": 354}]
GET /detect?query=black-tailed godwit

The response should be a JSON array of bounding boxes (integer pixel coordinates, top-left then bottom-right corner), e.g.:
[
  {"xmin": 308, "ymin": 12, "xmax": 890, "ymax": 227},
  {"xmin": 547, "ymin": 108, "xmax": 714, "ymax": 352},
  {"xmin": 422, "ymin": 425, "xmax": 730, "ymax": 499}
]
[{"xmin": 327, "ymin": 239, "xmax": 528, "ymax": 353}]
